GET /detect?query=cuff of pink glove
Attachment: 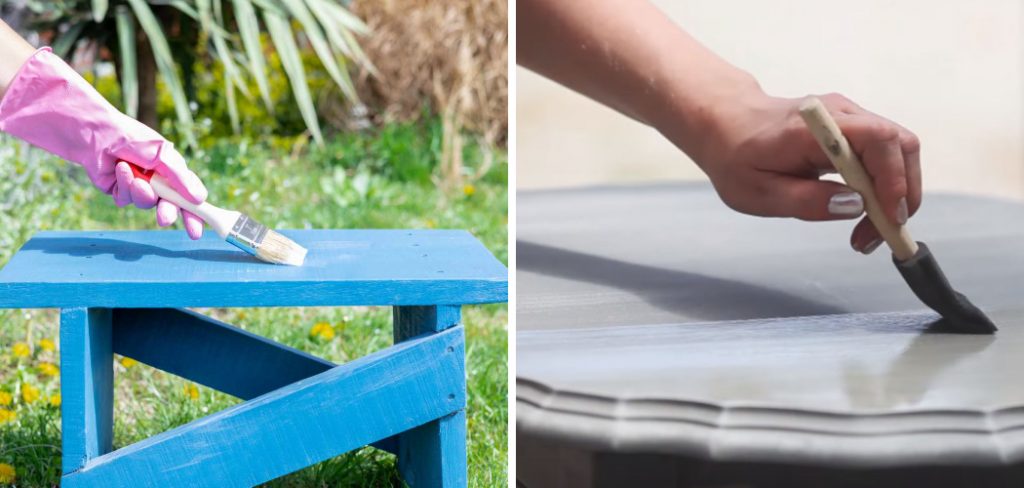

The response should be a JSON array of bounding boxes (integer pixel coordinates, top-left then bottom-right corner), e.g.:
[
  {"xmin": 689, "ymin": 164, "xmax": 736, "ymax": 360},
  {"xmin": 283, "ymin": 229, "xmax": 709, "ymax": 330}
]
[{"xmin": 0, "ymin": 47, "xmax": 53, "ymax": 117}]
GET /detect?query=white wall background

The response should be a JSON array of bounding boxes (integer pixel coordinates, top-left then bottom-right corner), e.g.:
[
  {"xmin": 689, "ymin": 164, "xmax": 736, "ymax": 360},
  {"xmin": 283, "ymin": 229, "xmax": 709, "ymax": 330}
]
[{"xmin": 517, "ymin": 0, "xmax": 1024, "ymax": 199}]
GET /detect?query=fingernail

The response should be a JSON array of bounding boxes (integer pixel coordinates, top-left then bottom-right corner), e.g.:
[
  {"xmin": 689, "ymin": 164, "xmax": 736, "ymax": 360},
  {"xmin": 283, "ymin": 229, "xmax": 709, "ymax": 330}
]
[
  {"xmin": 896, "ymin": 197, "xmax": 908, "ymax": 225},
  {"xmin": 860, "ymin": 237, "xmax": 883, "ymax": 255},
  {"xmin": 828, "ymin": 192, "xmax": 864, "ymax": 216}
]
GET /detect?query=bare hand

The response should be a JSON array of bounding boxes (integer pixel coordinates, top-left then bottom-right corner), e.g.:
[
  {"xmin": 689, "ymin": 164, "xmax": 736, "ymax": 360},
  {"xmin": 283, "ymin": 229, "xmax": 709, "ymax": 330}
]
[{"xmin": 693, "ymin": 92, "xmax": 921, "ymax": 254}]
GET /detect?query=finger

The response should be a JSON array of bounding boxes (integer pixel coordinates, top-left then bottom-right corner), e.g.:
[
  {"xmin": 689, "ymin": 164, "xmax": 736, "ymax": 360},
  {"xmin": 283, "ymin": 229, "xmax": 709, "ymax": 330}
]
[
  {"xmin": 838, "ymin": 114, "xmax": 908, "ymax": 225},
  {"xmin": 818, "ymin": 92, "xmax": 863, "ymax": 114},
  {"xmin": 850, "ymin": 216, "xmax": 883, "ymax": 254},
  {"xmin": 113, "ymin": 162, "xmax": 134, "ymax": 207},
  {"xmin": 768, "ymin": 176, "xmax": 864, "ymax": 221},
  {"xmin": 849, "ymin": 110, "xmax": 922, "ymax": 217},
  {"xmin": 181, "ymin": 209, "xmax": 205, "ymax": 240},
  {"xmin": 129, "ymin": 178, "xmax": 158, "ymax": 209},
  {"xmin": 156, "ymin": 199, "xmax": 179, "ymax": 227},
  {"xmin": 900, "ymin": 128, "xmax": 922, "ymax": 216},
  {"xmin": 154, "ymin": 143, "xmax": 208, "ymax": 205}
]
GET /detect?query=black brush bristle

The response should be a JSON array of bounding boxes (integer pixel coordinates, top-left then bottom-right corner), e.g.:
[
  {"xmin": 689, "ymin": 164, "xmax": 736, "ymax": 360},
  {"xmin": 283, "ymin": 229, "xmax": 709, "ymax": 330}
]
[{"xmin": 894, "ymin": 242, "xmax": 996, "ymax": 334}]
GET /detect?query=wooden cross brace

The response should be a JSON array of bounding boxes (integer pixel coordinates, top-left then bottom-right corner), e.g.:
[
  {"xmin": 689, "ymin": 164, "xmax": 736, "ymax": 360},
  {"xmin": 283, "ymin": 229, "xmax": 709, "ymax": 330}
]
[{"xmin": 58, "ymin": 305, "xmax": 467, "ymax": 487}]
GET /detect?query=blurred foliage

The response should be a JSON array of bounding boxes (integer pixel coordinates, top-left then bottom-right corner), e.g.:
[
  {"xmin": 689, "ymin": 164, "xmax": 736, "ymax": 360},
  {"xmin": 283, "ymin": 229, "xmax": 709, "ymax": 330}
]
[
  {"xmin": 18, "ymin": 0, "xmax": 371, "ymax": 146},
  {"xmin": 161, "ymin": 33, "xmax": 335, "ymax": 145}
]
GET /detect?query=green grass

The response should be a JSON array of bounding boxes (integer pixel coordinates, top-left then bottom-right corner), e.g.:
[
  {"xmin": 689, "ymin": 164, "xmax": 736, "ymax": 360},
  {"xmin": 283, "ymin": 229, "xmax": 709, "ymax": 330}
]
[{"xmin": 0, "ymin": 119, "xmax": 508, "ymax": 487}]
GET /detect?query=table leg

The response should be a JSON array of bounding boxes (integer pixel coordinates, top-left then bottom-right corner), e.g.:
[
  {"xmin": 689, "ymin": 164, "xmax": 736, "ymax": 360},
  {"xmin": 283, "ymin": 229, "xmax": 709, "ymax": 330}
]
[
  {"xmin": 393, "ymin": 305, "xmax": 467, "ymax": 487},
  {"xmin": 59, "ymin": 307, "xmax": 113, "ymax": 475}
]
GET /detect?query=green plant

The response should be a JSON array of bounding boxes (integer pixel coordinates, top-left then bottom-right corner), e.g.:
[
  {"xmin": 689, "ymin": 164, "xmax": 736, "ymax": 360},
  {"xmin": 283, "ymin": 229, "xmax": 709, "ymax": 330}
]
[
  {"xmin": 21, "ymin": 0, "xmax": 373, "ymax": 147},
  {"xmin": 174, "ymin": 32, "xmax": 335, "ymax": 144}
]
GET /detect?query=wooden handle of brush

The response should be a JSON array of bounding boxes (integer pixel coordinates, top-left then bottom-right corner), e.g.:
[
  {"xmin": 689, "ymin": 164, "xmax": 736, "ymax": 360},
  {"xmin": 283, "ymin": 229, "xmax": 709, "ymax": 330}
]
[{"xmin": 798, "ymin": 97, "xmax": 918, "ymax": 261}]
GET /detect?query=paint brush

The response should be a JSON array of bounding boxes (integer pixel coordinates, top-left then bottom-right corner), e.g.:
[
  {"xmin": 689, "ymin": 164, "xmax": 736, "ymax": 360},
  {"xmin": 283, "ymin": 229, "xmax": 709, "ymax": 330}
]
[
  {"xmin": 799, "ymin": 97, "xmax": 995, "ymax": 334},
  {"xmin": 130, "ymin": 166, "xmax": 308, "ymax": 266}
]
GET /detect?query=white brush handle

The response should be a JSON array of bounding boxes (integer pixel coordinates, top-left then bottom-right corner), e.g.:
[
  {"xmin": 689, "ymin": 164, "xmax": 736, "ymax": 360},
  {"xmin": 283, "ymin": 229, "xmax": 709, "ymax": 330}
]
[
  {"xmin": 798, "ymin": 97, "xmax": 918, "ymax": 261},
  {"xmin": 149, "ymin": 173, "xmax": 240, "ymax": 239}
]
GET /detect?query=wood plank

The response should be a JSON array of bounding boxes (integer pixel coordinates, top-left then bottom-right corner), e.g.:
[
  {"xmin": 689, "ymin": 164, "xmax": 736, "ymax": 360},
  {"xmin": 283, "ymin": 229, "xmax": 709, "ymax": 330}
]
[
  {"xmin": 0, "ymin": 230, "xmax": 508, "ymax": 308},
  {"xmin": 63, "ymin": 325, "xmax": 465, "ymax": 487},
  {"xmin": 398, "ymin": 410, "xmax": 467, "ymax": 487},
  {"xmin": 112, "ymin": 308, "xmax": 335, "ymax": 400},
  {"xmin": 111, "ymin": 308, "xmax": 398, "ymax": 455},
  {"xmin": 394, "ymin": 305, "xmax": 466, "ymax": 486},
  {"xmin": 394, "ymin": 304, "xmax": 462, "ymax": 337},
  {"xmin": 60, "ymin": 308, "xmax": 114, "ymax": 474}
]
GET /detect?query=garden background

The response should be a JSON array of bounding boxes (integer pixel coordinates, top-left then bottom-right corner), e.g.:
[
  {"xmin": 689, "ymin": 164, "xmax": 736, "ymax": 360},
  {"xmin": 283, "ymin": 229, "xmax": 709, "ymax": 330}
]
[{"xmin": 0, "ymin": 0, "xmax": 508, "ymax": 486}]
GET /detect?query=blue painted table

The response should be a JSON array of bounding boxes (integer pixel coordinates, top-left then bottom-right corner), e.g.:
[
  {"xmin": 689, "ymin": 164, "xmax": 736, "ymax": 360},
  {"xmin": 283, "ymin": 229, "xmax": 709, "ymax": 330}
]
[{"xmin": 0, "ymin": 230, "xmax": 507, "ymax": 487}]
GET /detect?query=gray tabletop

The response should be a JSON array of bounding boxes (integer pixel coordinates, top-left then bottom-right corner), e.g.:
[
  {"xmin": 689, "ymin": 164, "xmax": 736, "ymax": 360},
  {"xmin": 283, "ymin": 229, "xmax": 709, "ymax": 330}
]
[{"xmin": 517, "ymin": 183, "xmax": 1024, "ymax": 467}]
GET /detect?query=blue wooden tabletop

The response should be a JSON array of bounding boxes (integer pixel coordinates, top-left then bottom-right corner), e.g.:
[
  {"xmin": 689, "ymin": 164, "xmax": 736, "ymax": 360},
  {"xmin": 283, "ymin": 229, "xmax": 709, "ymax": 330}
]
[{"xmin": 0, "ymin": 230, "xmax": 507, "ymax": 308}]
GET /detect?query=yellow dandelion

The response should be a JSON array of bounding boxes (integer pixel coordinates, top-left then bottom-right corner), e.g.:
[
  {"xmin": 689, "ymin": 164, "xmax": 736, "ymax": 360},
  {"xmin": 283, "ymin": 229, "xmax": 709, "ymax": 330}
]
[
  {"xmin": 120, "ymin": 357, "xmax": 138, "ymax": 368},
  {"xmin": 21, "ymin": 383, "xmax": 39, "ymax": 404},
  {"xmin": 462, "ymin": 184, "xmax": 476, "ymax": 196},
  {"xmin": 309, "ymin": 322, "xmax": 335, "ymax": 341},
  {"xmin": 12, "ymin": 342, "xmax": 30, "ymax": 358},
  {"xmin": 0, "ymin": 392, "xmax": 11, "ymax": 406},
  {"xmin": 425, "ymin": 219, "xmax": 437, "ymax": 229},
  {"xmin": 183, "ymin": 384, "xmax": 199, "ymax": 401},
  {"xmin": 38, "ymin": 338, "xmax": 56, "ymax": 352},
  {"xmin": 39, "ymin": 362, "xmax": 59, "ymax": 377},
  {"xmin": 0, "ymin": 463, "xmax": 14, "ymax": 483},
  {"xmin": 0, "ymin": 408, "xmax": 16, "ymax": 424},
  {"xmin": 49, "ymin": 394, "xmax": 61, "ymax": 407}
]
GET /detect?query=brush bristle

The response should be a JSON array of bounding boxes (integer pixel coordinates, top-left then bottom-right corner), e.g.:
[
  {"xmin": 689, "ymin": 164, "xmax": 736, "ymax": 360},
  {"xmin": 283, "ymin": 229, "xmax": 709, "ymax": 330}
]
[{"xmin": 254, "ymin": 230, "xmax": 308, "ymax": 266}]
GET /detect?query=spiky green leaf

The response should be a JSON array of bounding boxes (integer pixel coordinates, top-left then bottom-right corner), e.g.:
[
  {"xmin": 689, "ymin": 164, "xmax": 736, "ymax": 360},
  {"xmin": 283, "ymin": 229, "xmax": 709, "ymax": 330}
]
[
  {"xmin": 305, "ymin": 0, "xmax": 353, "ymax": 57},
  {"xmin": 248, "ymin": 0, "xmax": 286, "ymax": 17},
  {"xmin": 91, "ymin": 0, "xmax": 108, "ymax": 22},
  {"xmin": 320, "ymin": 0, "xmax": 370, "ymax": 36},
  {"xmin": 167, "ymin": 0, "xmax": 232, "ymax": 39},
  {"xmin": 197, "ymin": 0, "xmax": 250, "ymax": 98},
  {"xmin": 225, "ymin": 70, "xmax": 240, "ymax": 134},
  {"xmin": 51, "ymin": 20, "xmax": 87, "ymax": 59},
  {"xmin": 263, "ymin": 10, "xmax": 323, "ymax": 145},
  {"xmin": 126, "ymin": 0, "xmax": 196, "ymax": 146},
  {"xmin": 339, "ymin": 23, "xmax": 377, "ymax": 76},
  {"xmin": 231, "ymin": 0, "xmax": 274, "ymax": 111},
  {"xmin": 167, "ymin": 0, "xmax": 199, "ymax": 20},
  {"xmin": 115, "ymin": 6, "xmax": 138, "ymax": 118},
  {"xmin": 279, "ymin": 0, "xmax": 356, "ymax": 100}
]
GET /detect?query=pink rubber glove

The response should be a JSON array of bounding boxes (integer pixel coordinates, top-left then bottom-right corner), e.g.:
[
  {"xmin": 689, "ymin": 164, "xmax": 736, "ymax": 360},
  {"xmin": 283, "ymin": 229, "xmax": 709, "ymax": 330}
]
[{"xmin": 0, "ymin": 47, "xmax": 206, "ymax": 239}]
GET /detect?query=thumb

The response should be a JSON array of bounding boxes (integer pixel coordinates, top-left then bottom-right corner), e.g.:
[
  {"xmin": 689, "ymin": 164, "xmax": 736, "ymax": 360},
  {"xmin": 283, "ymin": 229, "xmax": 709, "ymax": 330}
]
[
  {"xmin": 770, "ymin": 177, "xmax": 864, "ymax": 222},
  {"xmin": 152, "ymin": 143, "xmax": 208, "ymax": 205},
  {"xmin": 110, "ymin": 140, "xmax": 207, "ymax": 205}
]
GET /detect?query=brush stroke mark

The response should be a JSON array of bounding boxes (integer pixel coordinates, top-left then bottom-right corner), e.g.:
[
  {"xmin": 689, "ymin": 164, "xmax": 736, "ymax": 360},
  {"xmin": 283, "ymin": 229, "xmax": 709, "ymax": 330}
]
[
  {"xmin": 518, "ymin": 240, "xmax": 847, "ymax": 323},
  {"xmin": 23, "ymin": 237, "xmax": 256, "ymax": 264}
]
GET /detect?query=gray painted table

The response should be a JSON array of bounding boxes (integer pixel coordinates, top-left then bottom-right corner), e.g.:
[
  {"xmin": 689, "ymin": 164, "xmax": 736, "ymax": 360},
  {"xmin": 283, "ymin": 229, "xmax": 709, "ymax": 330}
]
[{"xmin": 517, "ymin": 184, "xmax": 1024, "ymax": 488}]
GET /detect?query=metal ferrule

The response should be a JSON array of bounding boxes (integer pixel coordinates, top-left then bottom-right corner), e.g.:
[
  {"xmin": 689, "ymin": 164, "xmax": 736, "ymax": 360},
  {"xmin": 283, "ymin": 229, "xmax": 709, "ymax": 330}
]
[{"xmin": 225, "ymin": 214, "xmax": 268, "ymax": 257}]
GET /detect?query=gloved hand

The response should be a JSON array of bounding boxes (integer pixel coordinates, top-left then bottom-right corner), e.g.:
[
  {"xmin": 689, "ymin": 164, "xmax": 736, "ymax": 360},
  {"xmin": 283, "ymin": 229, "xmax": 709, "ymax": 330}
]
[{"xmin": 0, "ymin": 47, "xmax": 207, "ymax": 239}]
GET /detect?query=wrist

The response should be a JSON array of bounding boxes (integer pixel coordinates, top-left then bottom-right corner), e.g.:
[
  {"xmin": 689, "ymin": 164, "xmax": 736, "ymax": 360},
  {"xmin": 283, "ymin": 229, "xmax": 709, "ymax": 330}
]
[{"xmin": 648, "ymin": 68, "xmax": 770, "ymax": 172}]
